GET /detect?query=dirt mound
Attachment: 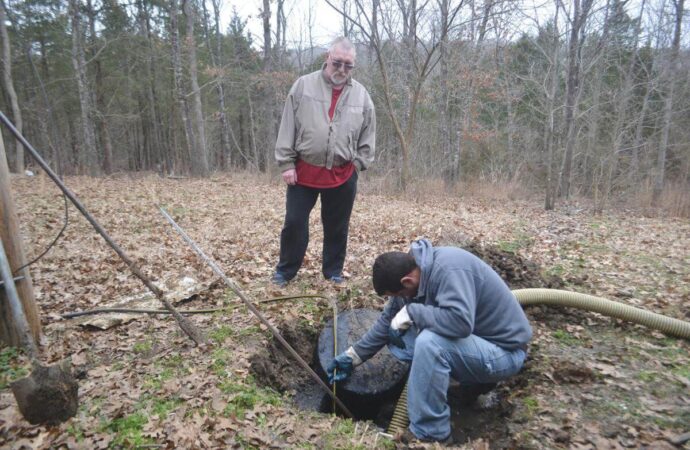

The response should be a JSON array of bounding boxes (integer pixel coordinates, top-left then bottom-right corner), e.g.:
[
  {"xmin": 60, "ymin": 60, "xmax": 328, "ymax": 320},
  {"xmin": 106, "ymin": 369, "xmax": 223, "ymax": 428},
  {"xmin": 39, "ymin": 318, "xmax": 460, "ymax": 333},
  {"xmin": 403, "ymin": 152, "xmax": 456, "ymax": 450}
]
[{"xmin": 461, "ymin": 240, "xmax": 565, "ymax": 289}]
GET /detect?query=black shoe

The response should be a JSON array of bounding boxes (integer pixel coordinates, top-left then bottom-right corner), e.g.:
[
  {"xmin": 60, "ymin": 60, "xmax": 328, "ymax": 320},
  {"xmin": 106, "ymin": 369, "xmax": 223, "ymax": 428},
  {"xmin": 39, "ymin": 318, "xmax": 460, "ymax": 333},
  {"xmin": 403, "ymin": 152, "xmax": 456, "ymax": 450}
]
[
  {"xmin": 271, "ymin": 272, "xmax": 288, "ymax": 287},
  {"xmin": 456, "ymin": 382, "xmax": 497, "ymax": 406},
  {"xmin": 395, "ymin": 428, "xmax": 454, "ymax": 445}
]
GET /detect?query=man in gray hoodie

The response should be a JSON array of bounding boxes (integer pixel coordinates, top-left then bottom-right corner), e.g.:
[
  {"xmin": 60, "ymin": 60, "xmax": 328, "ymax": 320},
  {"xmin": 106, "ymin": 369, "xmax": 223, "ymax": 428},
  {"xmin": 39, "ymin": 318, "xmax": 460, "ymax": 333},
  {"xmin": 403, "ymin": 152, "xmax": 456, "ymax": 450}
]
[{"xmin": 327, "ymin": 239, "xmax": 532, "ymax": 443}]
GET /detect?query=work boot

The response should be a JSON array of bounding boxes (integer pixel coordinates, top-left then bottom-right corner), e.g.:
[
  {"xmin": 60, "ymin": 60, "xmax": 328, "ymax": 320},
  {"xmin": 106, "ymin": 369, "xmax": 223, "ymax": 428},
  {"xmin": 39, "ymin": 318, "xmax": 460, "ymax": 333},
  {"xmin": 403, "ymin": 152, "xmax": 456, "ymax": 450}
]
[
  {"xmin": 395, "ymin": 428, "xmax": 454, "ymax": 446},
  {"xmin": 455, "ymin": 382, "xmax": 497, "ymax": 406},
  {"xmin": 271, "ymin": 272, "xmax": 288, "ymax": 287}
]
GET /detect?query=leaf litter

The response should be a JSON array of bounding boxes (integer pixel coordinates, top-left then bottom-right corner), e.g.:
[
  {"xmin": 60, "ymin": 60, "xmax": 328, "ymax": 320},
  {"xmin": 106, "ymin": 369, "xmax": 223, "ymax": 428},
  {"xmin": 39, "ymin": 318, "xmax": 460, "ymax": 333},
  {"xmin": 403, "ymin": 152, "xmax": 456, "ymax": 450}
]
[{"xmin": 0, "ymin": 172, "xmax": 688, "ymax": 449}]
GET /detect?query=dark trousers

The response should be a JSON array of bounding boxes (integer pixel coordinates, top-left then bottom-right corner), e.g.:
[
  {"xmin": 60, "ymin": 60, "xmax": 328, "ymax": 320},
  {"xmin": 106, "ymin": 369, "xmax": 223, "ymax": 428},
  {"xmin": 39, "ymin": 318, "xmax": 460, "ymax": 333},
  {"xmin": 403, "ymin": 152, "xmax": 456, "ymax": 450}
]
[{"xmin": 276, "ymin": 171, "xmax": 358, "ymax": 280}]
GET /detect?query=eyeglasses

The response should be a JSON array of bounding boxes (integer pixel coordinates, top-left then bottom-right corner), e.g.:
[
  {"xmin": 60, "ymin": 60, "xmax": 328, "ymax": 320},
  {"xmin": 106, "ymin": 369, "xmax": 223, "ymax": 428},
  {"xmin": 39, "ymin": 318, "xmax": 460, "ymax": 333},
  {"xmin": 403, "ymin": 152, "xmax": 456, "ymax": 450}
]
[{"xmin": 331, "ymin": 59, "xmax": 355, "ymax": 71}]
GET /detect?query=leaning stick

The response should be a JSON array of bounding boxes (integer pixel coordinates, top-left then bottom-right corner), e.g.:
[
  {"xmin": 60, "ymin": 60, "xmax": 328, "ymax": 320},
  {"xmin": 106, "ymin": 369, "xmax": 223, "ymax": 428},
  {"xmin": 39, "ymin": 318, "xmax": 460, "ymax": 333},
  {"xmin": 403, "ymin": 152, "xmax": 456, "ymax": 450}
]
[
  {"xmin": 159, "ymin": 207, "xmax": 354, "ymax": 419},
  {"xmin": 0, "ymin": 111, "xmax": 205, "ymax": 346}
]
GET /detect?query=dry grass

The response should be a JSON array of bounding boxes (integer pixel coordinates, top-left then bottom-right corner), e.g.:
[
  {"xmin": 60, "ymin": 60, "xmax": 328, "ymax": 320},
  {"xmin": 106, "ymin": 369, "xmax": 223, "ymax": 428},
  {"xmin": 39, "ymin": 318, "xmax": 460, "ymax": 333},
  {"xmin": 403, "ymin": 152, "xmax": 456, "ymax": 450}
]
[
  {"xmin": 625, "ymin": 180, "xmax": 690, "ymax": 218},
  {"xmin": 362, "ymin": 173, "xmax": 689, "ymax": 218}
]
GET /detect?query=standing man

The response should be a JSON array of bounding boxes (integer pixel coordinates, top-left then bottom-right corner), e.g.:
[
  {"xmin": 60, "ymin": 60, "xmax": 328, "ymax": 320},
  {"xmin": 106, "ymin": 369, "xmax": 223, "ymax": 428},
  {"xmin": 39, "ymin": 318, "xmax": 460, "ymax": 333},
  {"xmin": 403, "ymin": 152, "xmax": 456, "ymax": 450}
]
[
  {"xmin": 272, "ymin": 37, "xmax": 375, "ymax": 286},
  {"xmin": 327, "ymin": 239, "xmax": 532, "ymax": 443}
]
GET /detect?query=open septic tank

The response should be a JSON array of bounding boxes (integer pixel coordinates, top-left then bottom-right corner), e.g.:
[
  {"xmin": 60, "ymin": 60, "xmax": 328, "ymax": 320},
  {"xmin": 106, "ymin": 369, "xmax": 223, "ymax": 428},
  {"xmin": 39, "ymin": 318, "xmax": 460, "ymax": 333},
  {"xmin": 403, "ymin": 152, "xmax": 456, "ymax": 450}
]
[
  {"xmin": 249, "ymin": 240, "xmax": 569, "ymax": 446},
  {"xmin": 250, "ymin": 307, "xmax": 516, "ymax": 444},
  {"xmin": 315, "ymin": 309, "xmax": 409, "ymax": 421}
]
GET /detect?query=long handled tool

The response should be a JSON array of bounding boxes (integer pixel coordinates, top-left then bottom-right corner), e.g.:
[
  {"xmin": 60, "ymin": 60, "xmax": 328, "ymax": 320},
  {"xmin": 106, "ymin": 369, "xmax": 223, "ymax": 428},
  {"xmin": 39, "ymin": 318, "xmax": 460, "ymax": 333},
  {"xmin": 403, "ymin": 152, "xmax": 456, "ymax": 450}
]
[
  {"xmin": 159, "ymin": 207, "xmax": 354, "ymax": 419},
  {"xmin": 0, "ymin": 111, "xmax": 204, "ymax": 345}
]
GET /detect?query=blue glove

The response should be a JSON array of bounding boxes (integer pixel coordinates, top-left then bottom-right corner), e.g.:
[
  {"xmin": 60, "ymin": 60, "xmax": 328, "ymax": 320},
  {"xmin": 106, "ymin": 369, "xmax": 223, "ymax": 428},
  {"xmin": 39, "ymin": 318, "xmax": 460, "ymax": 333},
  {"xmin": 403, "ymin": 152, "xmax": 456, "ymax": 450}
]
[
  {"xmin": 327, "ymin": 354, "xmax": 352, "ymax": 384},
  {"xmin": 388, "ymin": 327, "xmax": 408, "ymax": 349},
  {"xmin": 326, "ymin": 347, "xmax": 361, "ymax": 384}
]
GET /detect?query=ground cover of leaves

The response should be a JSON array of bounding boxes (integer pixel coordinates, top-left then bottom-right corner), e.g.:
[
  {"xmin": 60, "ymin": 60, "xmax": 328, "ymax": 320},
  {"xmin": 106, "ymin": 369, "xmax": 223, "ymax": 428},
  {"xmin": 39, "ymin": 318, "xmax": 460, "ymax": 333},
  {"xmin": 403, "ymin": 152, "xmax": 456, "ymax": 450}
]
[{"xmin": 1, "ymin": 172, "xmax": 688, "ymax": 449}]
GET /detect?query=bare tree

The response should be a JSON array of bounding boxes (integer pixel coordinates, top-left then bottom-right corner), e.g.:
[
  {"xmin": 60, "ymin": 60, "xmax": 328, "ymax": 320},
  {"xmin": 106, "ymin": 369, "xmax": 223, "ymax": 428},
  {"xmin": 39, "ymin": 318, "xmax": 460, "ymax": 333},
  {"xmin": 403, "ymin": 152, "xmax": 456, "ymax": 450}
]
[
  {"xmin": 653, "ymin": 0, "xmax": 684, "ymax": 203},
  {"xmin": 69, "ymin": 0, "xmax": 98, "ymax": 174},
  {"xmin": 0, "ymin": 0, "xmax": 23, "ymax": 173},
  {"xmin": 558, "ymin": 0, "xmax": 595, "ymax": 199},
  {"xmin": 183, "ymin": 0, "xmax": 209, "ymax": 176},
  {"xmin": 170, "ymin": 0, "xmax": 195, "ymax": 173},
  {"xmin": 326, "ymin": 0, "xmax": 465, "ymax": 189}
]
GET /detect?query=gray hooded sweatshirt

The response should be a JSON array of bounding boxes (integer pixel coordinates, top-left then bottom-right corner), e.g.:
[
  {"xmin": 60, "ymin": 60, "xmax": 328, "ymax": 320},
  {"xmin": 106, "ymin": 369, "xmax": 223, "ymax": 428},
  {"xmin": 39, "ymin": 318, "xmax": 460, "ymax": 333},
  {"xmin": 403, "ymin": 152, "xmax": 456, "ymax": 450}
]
[{"xmin": 354, "ymin": 239, "xmax": 532, "ymax": 362}]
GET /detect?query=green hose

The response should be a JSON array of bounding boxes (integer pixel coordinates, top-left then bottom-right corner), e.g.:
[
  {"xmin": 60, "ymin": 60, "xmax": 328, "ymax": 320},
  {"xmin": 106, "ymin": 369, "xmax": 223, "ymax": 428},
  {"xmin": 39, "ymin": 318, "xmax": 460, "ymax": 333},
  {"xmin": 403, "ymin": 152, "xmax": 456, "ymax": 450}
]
[{"xmin": 387, "ymin": 288, "xmax": 690, "ymax": 434}]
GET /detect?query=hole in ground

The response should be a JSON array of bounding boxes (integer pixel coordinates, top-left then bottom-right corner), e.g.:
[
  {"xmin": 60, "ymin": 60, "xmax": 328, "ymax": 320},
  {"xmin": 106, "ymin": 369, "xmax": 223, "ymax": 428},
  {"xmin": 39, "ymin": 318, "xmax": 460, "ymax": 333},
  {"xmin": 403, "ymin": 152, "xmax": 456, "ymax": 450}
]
[
  {"xmin": 249, "ymin": 242, "xmax": 569, "ymax": 447},
  {"xmin": 249, "ymin": 318, "xmax": 526, "ymax": 447}
]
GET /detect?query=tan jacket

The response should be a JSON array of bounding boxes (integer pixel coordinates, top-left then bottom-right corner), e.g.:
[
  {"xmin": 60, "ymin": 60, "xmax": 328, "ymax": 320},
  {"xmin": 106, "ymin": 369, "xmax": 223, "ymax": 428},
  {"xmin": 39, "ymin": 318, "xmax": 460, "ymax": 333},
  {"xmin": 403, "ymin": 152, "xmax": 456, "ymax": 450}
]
[{"xmin": 275, "ymin": 69, "xmax": 376, "ymax": 172}]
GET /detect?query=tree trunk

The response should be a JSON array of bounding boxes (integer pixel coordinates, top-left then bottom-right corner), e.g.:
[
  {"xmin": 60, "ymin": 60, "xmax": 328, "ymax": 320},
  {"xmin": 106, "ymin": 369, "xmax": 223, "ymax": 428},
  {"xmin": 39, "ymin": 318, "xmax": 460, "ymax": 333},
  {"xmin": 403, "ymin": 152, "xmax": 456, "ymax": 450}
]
[
  {"xmin": 69, "ymin": 0, "xmax": 98, "ymax": 175},
  {"xmin": 136, "ymin": 0, "xmax": 166, "ymax": 173},
  {"xmin": 170, "ymin": 0, "xmax": 195, "ymax": 174},
  {"xmin": 559, "ymin": 0, "xmax": 593, "ymax": 199},
  {"xmin": 183, "ymin": 0, "xmax": 209, "ymax": 177},
  {"xmin": 206, "ymin": 0, "xmax": 232, "ymax": 170},
  {"xmin": 653, "ymin": 0, "xmax": 684, "ymax": 204},
  {"xmin": 86, "ymin": 0, "xmax": 113, "ymax": 174},
  {"xmin": 261, "ymin": 0, "xmax": 276, "ymax": 173},
  {"xmin": 0, "ymin": 0, "xmax": 24, "ymax": 174},
  {"xmin": 544, "ymin": 2, "xmax": 561, "ymax": 210},
  {"xmin": 0, "ymin": 129, "xmax": 41, "ymax": 348}
]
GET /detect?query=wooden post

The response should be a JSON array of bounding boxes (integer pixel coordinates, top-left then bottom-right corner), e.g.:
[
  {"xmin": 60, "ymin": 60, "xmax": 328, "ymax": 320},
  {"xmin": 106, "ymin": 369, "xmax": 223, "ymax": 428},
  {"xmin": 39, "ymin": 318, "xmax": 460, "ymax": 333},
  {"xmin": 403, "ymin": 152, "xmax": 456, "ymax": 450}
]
[{"xmin": 0, "ymin": 128, "xmax": 41, "ymax": 346}]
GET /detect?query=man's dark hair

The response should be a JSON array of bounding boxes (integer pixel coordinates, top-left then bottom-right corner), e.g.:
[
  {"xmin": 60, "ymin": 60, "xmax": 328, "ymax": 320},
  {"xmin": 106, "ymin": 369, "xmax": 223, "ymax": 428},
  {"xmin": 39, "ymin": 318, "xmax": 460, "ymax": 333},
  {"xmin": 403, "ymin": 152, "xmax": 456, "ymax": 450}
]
[{"xmin": 372, "ymin": 251, "xmax": 418, "ymax": 295}]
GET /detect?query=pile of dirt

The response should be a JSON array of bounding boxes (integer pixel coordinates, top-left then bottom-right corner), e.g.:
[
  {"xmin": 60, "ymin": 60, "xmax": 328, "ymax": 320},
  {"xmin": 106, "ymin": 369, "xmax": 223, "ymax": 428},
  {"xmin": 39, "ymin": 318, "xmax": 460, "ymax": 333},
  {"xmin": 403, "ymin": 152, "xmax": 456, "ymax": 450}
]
[{"xmin": 460, "ymin": 240, "xmax": 565, "ymax": 289}]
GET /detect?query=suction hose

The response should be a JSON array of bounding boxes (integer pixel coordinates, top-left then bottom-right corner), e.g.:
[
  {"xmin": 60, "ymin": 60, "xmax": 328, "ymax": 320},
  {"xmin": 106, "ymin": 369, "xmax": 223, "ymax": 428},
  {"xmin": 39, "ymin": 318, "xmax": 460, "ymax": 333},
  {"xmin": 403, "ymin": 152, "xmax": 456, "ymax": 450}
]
[{"xmin": 387, "ymin": 288, "xmax": 690, "ymax": 434}]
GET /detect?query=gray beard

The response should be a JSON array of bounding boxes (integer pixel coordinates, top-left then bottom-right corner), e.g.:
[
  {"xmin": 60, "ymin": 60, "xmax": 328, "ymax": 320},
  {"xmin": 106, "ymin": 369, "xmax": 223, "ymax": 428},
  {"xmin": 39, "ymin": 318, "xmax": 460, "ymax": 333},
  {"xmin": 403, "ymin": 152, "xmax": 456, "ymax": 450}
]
[{"xmin": 330, "ymin": 74, "xmax": 347, "ymax": 86}]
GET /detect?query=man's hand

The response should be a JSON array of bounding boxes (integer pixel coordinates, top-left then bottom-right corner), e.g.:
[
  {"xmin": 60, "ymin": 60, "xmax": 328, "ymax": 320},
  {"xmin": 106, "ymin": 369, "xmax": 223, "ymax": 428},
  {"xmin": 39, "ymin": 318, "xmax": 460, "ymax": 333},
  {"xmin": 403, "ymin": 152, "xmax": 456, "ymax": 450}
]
[
  {"xmin": 326, "ymin": 347, "xmax": 361, "ymax": 384},
  {"xmin": 282, "ymin": 168, "xmax": 297, "ymax": 185},
  {"xmin": 389, "ymin": 306, "xmax": 413, "ymax": 349}
]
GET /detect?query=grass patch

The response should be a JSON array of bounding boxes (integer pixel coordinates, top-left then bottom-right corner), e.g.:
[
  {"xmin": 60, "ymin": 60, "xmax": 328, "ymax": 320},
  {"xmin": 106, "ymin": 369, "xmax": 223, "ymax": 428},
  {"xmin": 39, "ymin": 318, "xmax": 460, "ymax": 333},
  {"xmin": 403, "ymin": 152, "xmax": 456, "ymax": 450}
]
[
  {"xmin": 219, "ymin": 378, "xmax": 282, "ymax": 419},
  {"xmin": 0, "ymin": 347, "xmax": 29, "ymax": 389},
  {"xmin": 133, "ymin": 339, "xmax": 153, "ymax": 354},
  {"xmin": 497, "ymin": 235, "xmax": 533, "ymax": 254},
  {"xmin": 552, "ymin": 329, "xmax": 579, "ymax": 346},
  {"xmin": 523, "ymin": 396, "xmax": 539, "ymax": 415},
  {"xmin": 318, "ymin": 418, "xmax": 386, "ymax": 449},
  {"xmin": 210, "ymin": 325, "xmax": 235, "ymax": 343},
  {"xmin": 102, "ymin": 412, "xmax": 152, "ymax": 448},
  {"xmin": 636, "ymin": 370, "xmax": 658, "ymax": 382},
  {"xmin": 151, "ymin": 396, "xmax": 183, "ymax": 418}
]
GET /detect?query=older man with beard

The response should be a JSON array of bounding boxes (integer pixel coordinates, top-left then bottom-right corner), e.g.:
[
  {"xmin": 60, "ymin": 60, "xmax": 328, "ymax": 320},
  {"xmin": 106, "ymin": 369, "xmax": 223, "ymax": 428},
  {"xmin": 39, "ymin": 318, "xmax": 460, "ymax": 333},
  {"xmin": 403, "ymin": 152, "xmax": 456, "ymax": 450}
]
[{"xmin": 272, "ymin": 37, "xmax": 376, "ymax": 286}]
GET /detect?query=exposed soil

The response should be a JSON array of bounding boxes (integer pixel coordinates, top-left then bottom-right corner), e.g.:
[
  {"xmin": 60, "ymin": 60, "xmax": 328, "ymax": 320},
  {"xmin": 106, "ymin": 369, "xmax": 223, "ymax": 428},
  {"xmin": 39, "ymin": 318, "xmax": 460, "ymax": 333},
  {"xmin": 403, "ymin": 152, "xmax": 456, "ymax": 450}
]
[{"xmin": 249, "ymin": 244, "xmax": 577, "ymax": 447}]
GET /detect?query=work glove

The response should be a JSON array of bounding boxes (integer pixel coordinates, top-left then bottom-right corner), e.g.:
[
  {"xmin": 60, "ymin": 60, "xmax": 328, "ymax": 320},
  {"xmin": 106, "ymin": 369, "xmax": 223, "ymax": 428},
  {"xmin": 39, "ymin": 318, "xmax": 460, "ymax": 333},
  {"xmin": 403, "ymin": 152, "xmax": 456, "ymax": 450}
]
[
  {"xmin": 327, "ymin": 347, "xmax": 361, "ymax": 384},
  {"xmin": 388, "ymin": 306, "xmax": 413, "ymax": 349}
]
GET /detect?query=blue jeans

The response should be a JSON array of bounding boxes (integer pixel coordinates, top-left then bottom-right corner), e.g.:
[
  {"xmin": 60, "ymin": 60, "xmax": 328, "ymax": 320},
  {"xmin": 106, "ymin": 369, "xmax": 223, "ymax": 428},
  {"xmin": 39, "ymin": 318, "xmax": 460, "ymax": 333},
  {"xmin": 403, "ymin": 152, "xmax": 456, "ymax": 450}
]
[{"xmin": 389, "ymin": 327, "xmax": 526, "ymax": 441}]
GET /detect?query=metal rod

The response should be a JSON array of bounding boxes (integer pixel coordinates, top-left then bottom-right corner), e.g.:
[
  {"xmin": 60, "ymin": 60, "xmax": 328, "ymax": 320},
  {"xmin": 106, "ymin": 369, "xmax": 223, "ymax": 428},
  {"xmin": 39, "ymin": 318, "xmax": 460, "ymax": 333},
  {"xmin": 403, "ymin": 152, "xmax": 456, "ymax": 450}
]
[
  {"xmin": 332, "ymin": 300, "xmax": 338, "ymax": 414},
  {"xmin": 159, "ymin": 206, "xmax": 354, "ymax": 419},
  {"xmin": 0, "ymin": 239, "xmax": 38, "ymax": 357},
  {"xmin": 0, "ymin": 275, "xmax": 24, "ymax": 287},
  {"xmin": 0, "ymin": 110, "xmax": 204, "ymax": 345}
]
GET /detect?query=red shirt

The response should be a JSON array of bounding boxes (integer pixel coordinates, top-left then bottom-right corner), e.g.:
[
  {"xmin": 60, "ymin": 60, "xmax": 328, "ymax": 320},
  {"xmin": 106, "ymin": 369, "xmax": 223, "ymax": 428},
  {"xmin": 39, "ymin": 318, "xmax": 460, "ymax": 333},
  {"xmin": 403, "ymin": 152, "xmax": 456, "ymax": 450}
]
[{"xmin": 295, "ymin": 86, "xmax": 355, "ymax": 188}]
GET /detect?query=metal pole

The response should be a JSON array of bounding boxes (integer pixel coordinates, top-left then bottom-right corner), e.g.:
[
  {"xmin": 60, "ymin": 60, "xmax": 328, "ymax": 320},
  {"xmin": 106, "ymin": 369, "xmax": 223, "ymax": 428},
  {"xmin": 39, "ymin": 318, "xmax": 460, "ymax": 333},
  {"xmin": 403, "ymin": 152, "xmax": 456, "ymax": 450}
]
[
  {"xmin": 0, "ymin": 110, "xmax": 204, "ymax": 345},
  {"xmin": 0, "ymin": 239, "xmax": 38, "ymax": 358},
  {"xmin": 159, "ymin": 207, "xmax": 354, "ymax": 419}
]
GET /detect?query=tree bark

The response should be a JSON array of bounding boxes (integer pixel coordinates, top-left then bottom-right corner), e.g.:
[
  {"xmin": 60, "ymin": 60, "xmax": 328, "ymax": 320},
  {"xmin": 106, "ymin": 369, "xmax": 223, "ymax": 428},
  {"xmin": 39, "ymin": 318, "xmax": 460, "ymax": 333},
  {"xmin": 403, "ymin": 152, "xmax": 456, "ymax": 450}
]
[
  {"xmin": 183, "ymin": 0, "xmax": 209, "ymax": 177},
  {"xmin": 0, "ymin": 129, "xmax": 41, "ymax": 348},
  {"xmin": 653, "ymin": 0, "xmax": 684, "ymax": 204},
  {"xmin": 170, "ymin": 0, "xmax": 195, "ymax": 174},
  {"xmin": 0, "ymin": 0, "xmax": 24, "ymax": 174},
  {"xmin": 544, "ymin": 2, "xmax": 562, "ymax": 210},
  {"xmin": 559, "ymin": 0, "xmax": 594, "ymax": 199},
  {"xmin": 69, "ymin": 0, "xmax": 98, "ymax": 175}
]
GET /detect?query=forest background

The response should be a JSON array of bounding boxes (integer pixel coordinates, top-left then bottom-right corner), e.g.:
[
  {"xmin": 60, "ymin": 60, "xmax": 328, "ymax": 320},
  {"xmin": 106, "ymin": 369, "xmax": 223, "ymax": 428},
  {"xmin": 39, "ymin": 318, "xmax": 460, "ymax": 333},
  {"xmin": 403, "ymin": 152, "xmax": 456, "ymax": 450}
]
[{"xmin": 0, "ymin": 0, "xmax": 688, "ymax": 215}]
